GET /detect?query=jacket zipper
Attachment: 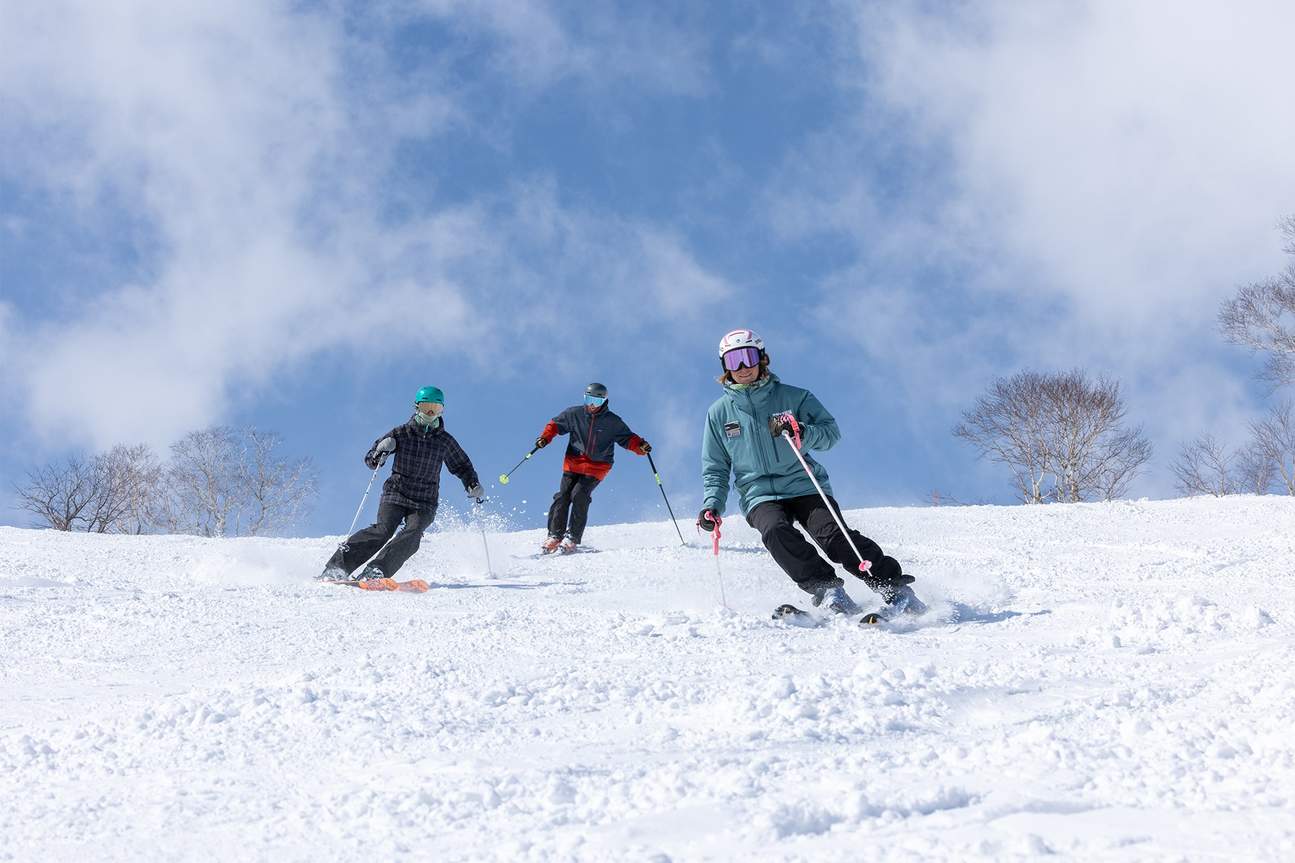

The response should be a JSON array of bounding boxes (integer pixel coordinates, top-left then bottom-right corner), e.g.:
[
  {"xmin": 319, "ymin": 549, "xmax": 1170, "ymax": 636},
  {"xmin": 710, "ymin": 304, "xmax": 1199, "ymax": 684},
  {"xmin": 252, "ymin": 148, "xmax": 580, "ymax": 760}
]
[
  {"xmin": 742, "ymin": 388, "xmax": 774, "ymax": 473},
  {"xmin": 586, "ymin": 412, "xmax": 598, "ymax": 458}
]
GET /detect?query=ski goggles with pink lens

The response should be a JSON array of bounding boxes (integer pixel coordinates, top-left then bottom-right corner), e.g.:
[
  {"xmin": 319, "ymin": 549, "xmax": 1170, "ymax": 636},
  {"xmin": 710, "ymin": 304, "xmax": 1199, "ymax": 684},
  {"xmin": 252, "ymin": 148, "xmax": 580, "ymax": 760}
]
[
  {"xmin": 584, "ymin": 394, "xmax": 607, "ymax": 407},
  {"xmin": 722, "ymin": 346, "xmax": 763, "ymax": 372}
]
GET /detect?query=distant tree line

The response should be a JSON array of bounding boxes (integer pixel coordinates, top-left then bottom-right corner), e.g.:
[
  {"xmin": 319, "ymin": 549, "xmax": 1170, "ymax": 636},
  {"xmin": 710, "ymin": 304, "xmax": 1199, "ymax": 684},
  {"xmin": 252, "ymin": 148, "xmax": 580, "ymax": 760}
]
[
  {"xmin": 954, "ymin": 214, "xmax": 1295, "ymax": 503},
  {"xmin": 13, "ymin": 426, "xmax": 316, "ymax": 536}
]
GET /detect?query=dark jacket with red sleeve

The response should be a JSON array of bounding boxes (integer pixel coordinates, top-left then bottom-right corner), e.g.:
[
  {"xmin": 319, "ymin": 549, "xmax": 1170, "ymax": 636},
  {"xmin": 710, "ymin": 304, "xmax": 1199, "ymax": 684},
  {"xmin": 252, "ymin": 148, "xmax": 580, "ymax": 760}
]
[{"xmin": 539, "ymin": 403, "xmax": 646, "ymax": 480}]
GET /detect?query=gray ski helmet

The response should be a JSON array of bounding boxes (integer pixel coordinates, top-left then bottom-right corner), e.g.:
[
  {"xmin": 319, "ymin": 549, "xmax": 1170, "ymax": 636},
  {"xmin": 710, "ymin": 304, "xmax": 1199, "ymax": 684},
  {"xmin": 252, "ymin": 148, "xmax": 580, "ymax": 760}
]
[{"xmin": 585, "ymin": 382, "xmax": 608, "ymax": 399}]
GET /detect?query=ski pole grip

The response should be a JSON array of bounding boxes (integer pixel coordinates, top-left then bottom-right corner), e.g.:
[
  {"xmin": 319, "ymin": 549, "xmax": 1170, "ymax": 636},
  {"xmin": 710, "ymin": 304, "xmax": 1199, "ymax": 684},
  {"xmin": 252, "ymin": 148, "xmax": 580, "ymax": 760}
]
[
  {"xmin": 781, "ymin": 414, "xmax": 803, "ymax": 450},
  {"xmin": 709, "ymin": 513, "xmax": 722, "ymax": 556}
]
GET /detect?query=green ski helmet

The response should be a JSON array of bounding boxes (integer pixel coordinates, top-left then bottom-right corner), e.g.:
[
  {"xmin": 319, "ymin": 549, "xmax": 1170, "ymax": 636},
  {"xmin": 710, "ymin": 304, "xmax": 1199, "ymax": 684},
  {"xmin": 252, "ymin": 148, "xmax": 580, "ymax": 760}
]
[{"xmin": 415, "ymin": 385, "xmax": 445, "ymax": 405}]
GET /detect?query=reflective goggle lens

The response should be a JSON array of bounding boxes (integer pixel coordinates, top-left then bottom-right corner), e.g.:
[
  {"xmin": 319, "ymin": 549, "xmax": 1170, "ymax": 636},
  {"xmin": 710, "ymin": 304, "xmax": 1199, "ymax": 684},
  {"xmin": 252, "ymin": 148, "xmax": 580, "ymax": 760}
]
[
  {"xmin": 722, "ymin": 346, "xmax": 762, "ymax": 372},
  {"xmin": 584, "ymin": 394, "xmax": 607, "ymax": 407}
]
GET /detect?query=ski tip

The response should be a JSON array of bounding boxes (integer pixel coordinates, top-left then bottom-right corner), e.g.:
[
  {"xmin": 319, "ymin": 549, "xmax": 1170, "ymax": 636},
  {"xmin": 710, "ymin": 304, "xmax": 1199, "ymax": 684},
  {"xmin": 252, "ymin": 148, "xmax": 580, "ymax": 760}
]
[{"xmin": 860, "ymin": 612, "xmax": 884, "ymax": 625}]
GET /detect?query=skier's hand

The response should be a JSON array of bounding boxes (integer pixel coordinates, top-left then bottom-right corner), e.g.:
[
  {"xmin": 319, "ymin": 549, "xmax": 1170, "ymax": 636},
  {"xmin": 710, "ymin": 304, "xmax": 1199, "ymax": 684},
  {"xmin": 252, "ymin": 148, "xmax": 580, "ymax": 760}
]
[
  {"xmin": 637, "ymin": 440, "xmax": 651, "ymax": 454},
  {"xmin": 535, "ymin": 436, "xmax": 549, "ymax": 449},
  {"xmin": 466, "ymin": 483, "xmax": 486, "ymax": 503},
  {"xmin": 768, "ymin": 413, "xmax": 793, "ymax": 438},
  {"xmin": 697, "ymin": 508, "xmax": 719, "ymax": 532},
  {"xmin": 365, "ymin": 436, "xmax": 396, "ymax": 469}
]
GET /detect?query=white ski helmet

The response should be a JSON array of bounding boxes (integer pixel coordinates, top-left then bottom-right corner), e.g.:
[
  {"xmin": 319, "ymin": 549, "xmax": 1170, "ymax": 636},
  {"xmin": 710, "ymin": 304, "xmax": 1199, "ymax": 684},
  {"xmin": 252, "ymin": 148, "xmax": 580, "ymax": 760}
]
[{"xmin": 717, "ymin": 328, "xmax": 764, "ymax": 358}]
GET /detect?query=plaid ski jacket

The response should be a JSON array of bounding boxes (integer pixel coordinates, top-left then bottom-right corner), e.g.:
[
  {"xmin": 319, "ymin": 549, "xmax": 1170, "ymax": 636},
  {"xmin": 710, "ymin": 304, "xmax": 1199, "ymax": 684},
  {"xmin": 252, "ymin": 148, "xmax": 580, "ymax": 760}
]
[{"xmin": 368, "ymin": 417, "xmax": 479, "ymax": 512}]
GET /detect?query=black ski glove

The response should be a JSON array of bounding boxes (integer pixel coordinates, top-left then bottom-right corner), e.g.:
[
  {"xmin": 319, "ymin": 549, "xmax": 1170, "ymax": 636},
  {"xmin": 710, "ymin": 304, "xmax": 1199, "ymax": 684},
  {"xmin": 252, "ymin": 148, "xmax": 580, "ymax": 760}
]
[
  {"xmin": 365, "ymin": 437, "xmax": 396, "ymax": 470},
  {"xmin": 535, "ymin": 436, "xmax": 549, "ymax": 449},
  {"xmin": 637, "ymin": 440, "xmax": 652, "ymax": 454},
  {"xmin": 768, "ymin": 413, "xmax": 793, "ymax": 438},
  {"xmin": 697, "ymin": 508, "xmax": 719, "ymax": 531}
]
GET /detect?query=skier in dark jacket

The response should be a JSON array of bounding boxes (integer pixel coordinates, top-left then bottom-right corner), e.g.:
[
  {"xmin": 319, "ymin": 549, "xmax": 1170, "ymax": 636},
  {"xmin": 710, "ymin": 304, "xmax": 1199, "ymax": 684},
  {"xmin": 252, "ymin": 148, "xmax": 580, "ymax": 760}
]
[
  {"xmin": 319, "ymin": 385, "xmax": 484, "ymax": 582},
  {"xmin": 535, "ymin": 382, "xmax": 650, "ymax": 553},
  {"xmin": 697, "ymin": 329, "xmax": 924, "ymax": 618}
]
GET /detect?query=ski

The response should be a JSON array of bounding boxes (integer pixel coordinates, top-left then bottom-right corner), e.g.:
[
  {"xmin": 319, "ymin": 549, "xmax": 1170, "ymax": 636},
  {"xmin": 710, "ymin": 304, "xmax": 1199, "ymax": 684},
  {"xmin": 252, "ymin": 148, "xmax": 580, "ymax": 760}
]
[
  {"xmin": 323, "ymin": 577, "xmax": 429, "ymax": 593},
  {"xmin": 771, "ymin": 599, "xmax": 922, "ymax": 627},
  {"xmin": 771, "ymin": 603, "xmax": 819, "ymax": 626}
]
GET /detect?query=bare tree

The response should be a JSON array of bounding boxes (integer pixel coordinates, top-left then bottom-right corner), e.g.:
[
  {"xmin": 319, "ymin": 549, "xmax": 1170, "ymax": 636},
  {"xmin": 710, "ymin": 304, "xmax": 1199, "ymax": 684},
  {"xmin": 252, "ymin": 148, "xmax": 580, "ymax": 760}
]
[
  {"xmin": 241, "ymin": 429, "xmax": 316, "ymax": 536},
  {"xmin": 1171, "ymin": 435, "xmax": 1235, "ymax": 497},
  {"xmin": 13, "ymin": 455, "xmax": 98, "ymax": 530},
  {"xmin": 1236, "ymin": 440, "xmax": 1276, "ymax": 495},
  {"xmin": 953, "ymin": 371, "xmax": 1052, "ymax": 503},
  {"xmin": 1249, "ymin": 401, "xmax": 1295, "ymax": 495},
  {"xmin": 165, "ymin": 427, "xmax": 246, "ymax": 537},
  {"xmin": 85, "ymin": 444, "xmax": 164, "ymax": 534},
  {"xmin": 164, "ymin": 426, "xmax": 316, "ymax": 536},
  {"xmin": 1219, "ymin": 215, "xmax": 1295, "ymax": 388},
  {"xmin": 955, "ymin": 369, "xmax": 1152, "ymax": 503}
]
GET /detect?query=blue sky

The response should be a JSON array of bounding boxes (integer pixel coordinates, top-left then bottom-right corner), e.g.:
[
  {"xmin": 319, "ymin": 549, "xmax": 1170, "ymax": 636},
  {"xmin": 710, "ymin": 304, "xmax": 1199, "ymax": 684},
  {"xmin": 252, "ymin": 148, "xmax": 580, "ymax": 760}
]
[{"xmin": 3, "ymin": 1, "xmax": 1294, "ymax": 538}]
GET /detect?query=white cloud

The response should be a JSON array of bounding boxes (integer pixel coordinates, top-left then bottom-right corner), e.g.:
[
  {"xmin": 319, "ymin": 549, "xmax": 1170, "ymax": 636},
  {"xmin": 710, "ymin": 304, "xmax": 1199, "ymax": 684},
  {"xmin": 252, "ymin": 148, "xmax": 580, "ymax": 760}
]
[
  {"xmin": 0, "ymin": 2, "xmax": 729, "ymax": 452},
  {"xmin": 855, "ymin": 0, "xmax": 1295, "ymax": 334}
]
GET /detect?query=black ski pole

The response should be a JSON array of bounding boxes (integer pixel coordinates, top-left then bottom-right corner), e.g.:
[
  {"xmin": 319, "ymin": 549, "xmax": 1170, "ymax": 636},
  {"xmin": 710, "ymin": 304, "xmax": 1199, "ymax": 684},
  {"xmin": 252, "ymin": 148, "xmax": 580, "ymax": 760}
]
[
  {"xmin": 646, "ymin": 452, "xmax": 686, "ymax": 546},
  {"xmin": 499, "ymin": 446, "xmax": 540, "ymax": 485}
]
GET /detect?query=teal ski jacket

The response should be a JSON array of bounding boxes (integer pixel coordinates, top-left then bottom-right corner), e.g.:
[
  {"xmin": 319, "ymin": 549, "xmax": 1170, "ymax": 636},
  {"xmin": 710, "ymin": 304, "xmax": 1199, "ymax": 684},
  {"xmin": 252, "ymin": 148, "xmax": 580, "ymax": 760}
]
[{"xmin": 701, "ymin": 373, "xmax": 838, "ymax": 517}]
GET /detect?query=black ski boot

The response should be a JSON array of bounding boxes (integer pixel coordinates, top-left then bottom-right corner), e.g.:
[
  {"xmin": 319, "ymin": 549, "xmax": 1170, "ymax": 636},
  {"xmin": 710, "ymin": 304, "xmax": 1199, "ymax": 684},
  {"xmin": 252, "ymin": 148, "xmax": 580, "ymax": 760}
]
[
  {"xmin": 812, "ymin": 584, "xmax": 863, "ymax": 615},
  {"xmin": 861, "ymin": 583, "xmax": 927, "ymax": 624},
  {"xmin": 316, "ymin": 563, "xmax": 347, "ymax": 582}
]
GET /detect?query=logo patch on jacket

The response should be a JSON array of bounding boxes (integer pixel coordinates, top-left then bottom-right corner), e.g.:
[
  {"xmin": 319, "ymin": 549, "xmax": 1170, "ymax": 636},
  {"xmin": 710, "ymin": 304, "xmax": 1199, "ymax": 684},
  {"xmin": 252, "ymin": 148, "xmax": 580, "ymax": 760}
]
[{"xmin": 724, "ymin": 421, "xmax": 741, "ymax": 438}]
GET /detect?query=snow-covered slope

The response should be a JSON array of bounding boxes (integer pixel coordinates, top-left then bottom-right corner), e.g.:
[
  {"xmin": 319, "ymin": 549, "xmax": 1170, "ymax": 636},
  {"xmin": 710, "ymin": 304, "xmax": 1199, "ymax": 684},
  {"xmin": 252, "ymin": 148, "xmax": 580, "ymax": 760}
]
[{"xmin": 2, "ymin": 497, "xmax": 1293, "ymax": 862}]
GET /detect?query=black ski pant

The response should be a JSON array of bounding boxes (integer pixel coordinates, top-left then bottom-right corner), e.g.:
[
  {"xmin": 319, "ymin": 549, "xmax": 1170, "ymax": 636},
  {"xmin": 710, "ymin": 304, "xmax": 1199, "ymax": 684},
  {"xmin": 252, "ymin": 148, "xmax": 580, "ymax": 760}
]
[
  {"xmin": 547, "ymin": 471, "xmax": 601, "ymax": 543},
  {"xmin": 328, "ymin": 501, "xmax": 435, "ymax": 577},
  {"xmin": 745, "ymin": 494, "xmax": 912, "ymax": 600}
]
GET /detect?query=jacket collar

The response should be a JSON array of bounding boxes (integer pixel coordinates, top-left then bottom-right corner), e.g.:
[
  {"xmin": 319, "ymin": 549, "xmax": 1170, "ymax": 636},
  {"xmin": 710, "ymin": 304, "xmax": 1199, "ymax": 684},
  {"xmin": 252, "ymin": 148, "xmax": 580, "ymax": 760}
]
[{"xmin": 408, "ymin": 415, "xmax": 444, "ymax": 435}]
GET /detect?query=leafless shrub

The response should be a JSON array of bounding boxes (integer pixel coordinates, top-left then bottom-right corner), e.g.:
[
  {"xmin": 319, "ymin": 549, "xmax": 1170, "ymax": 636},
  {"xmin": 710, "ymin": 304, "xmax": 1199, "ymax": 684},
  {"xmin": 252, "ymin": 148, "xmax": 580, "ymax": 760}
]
[
  {"xmin": 13, "ymin": 455, "xmax": 99, "ymax": 530},
  {"xmin": 1171, "ymin": 435, "xmax": 1235, "ymax": 497},
  {"xmin": 164, "ymin": 426, "xmax": 316, "ymax": 537},
  {"xmin": 954, "ymin": 369, "xmax": 1153, "ymax": 503},
  {"xmin": 13, "ymin": 445, "xmax": 163, "ymax": 532},
  {"xmin": 1219, "ymin": 215, "xmax": 1295, "ymax": 388},
  {"xmin": 1249, "ymin": 401, "xmax": 1295, "ymax": 495}
]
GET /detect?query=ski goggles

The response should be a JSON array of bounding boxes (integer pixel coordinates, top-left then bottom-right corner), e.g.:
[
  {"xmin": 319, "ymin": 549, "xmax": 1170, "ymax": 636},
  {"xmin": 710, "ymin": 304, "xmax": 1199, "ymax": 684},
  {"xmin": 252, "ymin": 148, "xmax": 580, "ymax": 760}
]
[
  {"xmin": 416, "ymin": 402, "xmax": 444, "ymax": 416},
  {"xmin": 584, "ymin": 394, "xmax": 607, "ymax": 407},
  {"xmin": 722, "ymin": 346, "xmax": 763, "ymax": 372}
]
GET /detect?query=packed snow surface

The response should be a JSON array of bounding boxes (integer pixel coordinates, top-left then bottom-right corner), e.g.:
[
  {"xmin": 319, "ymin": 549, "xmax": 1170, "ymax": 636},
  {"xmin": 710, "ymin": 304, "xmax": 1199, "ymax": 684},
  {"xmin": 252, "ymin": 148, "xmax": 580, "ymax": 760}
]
[{"xmin": 2, "ymin": 496, "xmax": 1294, "ymax": 862}]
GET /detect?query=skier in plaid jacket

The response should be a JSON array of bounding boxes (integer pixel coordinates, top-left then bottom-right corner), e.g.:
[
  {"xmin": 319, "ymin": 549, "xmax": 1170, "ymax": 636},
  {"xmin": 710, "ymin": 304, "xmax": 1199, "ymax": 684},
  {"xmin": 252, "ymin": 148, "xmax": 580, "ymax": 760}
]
[{"xmin": 319, "ymin": 385, "xmax": 483, "ymax": 582}]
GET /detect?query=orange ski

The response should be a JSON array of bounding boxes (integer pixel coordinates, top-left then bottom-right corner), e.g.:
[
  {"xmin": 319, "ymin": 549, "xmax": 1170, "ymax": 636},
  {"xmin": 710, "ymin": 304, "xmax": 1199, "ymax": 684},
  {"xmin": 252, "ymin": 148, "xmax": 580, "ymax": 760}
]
[{"xmin": 326, "ymin": 578, "xmax": 429, "ymax": 593}]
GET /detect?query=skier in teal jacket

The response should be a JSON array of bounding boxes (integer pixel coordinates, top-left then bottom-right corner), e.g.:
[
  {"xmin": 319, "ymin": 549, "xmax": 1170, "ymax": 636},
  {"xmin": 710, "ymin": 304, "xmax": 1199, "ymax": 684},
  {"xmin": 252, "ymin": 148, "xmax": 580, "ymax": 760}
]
[{"xmin": 698, "ymin": 328, "xmax": 924, "ymax": 617}]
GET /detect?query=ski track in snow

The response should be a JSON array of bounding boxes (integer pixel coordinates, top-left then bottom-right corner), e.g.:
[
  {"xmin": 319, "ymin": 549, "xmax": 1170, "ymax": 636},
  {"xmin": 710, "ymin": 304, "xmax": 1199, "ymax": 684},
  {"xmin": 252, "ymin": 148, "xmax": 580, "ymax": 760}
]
[{"xmin": 2, "ymin": 497, "xmax": 1294, "ymax": 862}]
